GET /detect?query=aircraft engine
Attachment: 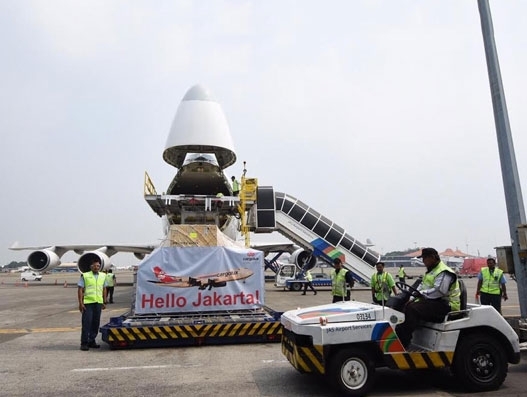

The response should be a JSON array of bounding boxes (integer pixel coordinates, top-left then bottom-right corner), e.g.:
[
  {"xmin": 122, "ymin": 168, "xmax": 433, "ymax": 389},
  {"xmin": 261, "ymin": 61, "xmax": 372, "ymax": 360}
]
[
  {"xmin": 210, "ymin": 279, "xmax": 227, "ymax": 289},
  {"xmin": 134, "ymin": 252, "xmax": 146, "ymax": 260},
  {"xmin": 77, "ymin": 250, "xmax": 111, "ymax": 273},
  {"xmin": 27, "ymin": 249, "xmax": 61, "ymax": 272},
  {"xmin": 289, "ymin": 249, "xmax": 317, "ymax": 271}
]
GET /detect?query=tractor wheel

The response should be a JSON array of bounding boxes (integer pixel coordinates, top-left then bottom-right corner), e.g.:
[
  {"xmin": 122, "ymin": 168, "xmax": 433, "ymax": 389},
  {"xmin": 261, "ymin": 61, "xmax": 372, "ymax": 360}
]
[
  {"xmin": 291, "ymin": 283, "xmax": 302, "ymax": 291},
  {"xmin": 453, "ymin": 333, "xmax": 508, "ymax": 391},
  {"xmin": 327, "ymin": 348, "xmax": 375, "ymax": 396}
]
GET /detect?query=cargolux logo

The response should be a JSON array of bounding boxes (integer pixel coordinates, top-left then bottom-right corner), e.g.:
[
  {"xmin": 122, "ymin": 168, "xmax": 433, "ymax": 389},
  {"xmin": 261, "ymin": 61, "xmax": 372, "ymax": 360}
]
[{"xmin": 243, "ymin": 254, "xmax": 259, "ymax": 262}]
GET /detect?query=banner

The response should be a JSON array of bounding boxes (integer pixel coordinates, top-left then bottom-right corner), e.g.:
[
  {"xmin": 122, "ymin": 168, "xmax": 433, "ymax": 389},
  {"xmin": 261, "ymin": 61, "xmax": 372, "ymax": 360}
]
[{"xmin": 135, "ymin": 246, "xmax": 264, "ymax": 314}]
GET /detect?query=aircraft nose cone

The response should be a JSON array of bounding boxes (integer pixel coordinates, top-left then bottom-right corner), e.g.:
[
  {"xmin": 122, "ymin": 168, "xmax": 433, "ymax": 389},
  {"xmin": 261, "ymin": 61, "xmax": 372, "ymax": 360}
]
[
  {"xmin": 163, "ymin": 84, "xmax": 237, "ymax": 169},
  {"xmin": 182, "ymin": 84, "xmax": 216, "ymax": 102}
]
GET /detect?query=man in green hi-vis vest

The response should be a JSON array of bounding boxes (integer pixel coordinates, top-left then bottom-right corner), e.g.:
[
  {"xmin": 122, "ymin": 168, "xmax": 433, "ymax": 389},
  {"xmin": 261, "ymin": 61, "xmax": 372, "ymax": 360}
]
[
  {"xmin": 476, "ymin": 257, "xmax": 507, "ymax": 314},
  {"xmin": 77, "ymin": 258, "xmax": 107, "ymax": 351}
]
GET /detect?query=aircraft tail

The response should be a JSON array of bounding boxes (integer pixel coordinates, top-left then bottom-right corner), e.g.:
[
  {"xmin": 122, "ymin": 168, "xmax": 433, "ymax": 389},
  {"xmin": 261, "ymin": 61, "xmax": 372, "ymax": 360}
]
[{"xmin": 153, "ymin": 266, "xmax": 165, "ymax": 278}]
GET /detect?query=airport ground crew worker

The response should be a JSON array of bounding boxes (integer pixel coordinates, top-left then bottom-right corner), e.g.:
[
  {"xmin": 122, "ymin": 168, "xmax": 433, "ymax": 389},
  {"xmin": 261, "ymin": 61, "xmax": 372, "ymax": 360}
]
[
  {"xmin": 106, "ymin": 269, "xmax": 116, "ymax": 304},
  {"xmin": 231, "ymin": 176, "xmax": 240, "ymax": 196},
  {"xmin": 301, "ymin": 270, "xmax": 317, "ymax": 295},
  {"xmin": 475, "ymin": 257, "xmax": 507, "ymax": 314},
  {"xmin": 398, "ymin": 265, "xmax": 407, "ymax": 283},
  {"xmin": 330, "ymin": 258, "xmax": 354, "ymax": 303},
  {"xmin": 371, "ymin": 262, "xmax": 397, "ymax": 305},
  {"xmin": 395, "ymin": 248, "xmax": 460, "ymax": 349},
  {"xmin": 78, "ymin": 258, "xmax": 107, "ymax": 351}
]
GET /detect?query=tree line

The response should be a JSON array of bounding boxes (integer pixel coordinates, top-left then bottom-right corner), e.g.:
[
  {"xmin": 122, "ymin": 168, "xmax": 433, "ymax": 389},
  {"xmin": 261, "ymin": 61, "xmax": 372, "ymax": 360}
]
[{"xmin": 2, "ymin": 261, "xmax": 27, "ymax": 270}]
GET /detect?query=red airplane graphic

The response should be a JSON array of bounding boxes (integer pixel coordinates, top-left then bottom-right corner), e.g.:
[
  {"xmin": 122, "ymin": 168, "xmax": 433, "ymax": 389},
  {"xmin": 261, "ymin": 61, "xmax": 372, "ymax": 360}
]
[{"xmin": 150, "ymin": 266, "xmax": 254, "ymax": 290}]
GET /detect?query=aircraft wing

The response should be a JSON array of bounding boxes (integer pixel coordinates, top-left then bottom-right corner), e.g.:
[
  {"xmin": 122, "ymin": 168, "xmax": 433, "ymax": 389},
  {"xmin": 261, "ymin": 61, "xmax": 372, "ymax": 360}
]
[
  {"xmin": 10, "ymin": 241, "xmax": 295, "ymax": 256},
  {"xmin": 9, "ymin": 241, "xmax": 157, "ymax": 273},
  {"xmin": 10, "ymin": 240, "xmax": 297, "ymax": 273},
  {"xmin": 9, "ymin": 242, "xmax": 156, "ymax": 256}
]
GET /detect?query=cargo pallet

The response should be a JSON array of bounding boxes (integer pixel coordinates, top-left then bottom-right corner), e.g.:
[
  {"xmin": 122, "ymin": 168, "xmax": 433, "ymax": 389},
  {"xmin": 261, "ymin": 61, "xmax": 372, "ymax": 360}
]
[{"xmin": 101, "ymin": 306, "xmax": 283, "ymax": 349}]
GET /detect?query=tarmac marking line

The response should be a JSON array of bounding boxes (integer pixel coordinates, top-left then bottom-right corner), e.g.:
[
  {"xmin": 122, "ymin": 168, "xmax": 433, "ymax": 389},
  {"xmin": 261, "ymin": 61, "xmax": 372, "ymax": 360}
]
[
  {"xmin": 0, "ymin": 327, "xmax": 80, "ymax": 334},
  {"xmin": 261, "ymin": 359, "xmax": 289, "ymax": 364},
  {"xmin": 72, "ymin": 364, "xmax": 202, "ymax": 372},
  {"xmin": 0, "ymin": 329, "xmax": 30, "ymax": 334},
  {"xmin": 31, "ymin": 327, "xmax": 80, "ymax": 333}
]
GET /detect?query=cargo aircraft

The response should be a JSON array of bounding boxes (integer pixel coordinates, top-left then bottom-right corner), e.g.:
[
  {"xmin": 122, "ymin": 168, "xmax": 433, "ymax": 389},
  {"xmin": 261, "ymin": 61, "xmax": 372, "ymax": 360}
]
[
  {"xmin": 10, "ymin": 85, "xmax": 297, "ymax": 274},
  {"xmin": 11, "ymin": 84, "xmax": 379, "ymax": 282}
]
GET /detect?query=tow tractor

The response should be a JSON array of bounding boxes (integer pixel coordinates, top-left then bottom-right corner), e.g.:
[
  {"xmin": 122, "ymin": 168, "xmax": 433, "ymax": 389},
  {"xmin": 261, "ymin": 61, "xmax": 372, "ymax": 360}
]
[
  {"xmin": 281, "ymin": 280, "xmax": 521, "ymax": 396},
  {"xmin": 275, "ymin": 262, "xmax": 332, "ymax": 291}
]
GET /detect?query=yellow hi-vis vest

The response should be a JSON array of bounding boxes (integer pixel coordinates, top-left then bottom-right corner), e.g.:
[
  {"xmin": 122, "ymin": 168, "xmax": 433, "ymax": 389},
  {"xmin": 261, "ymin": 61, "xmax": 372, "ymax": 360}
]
[
  {"xmin": 398, "ymin": 267, "xmax": 406, "ymax": 278},
  {"xmin": 420, "ymin": 261, "xmax": 460, "ymax": 311},
  {"xmin": 371, "ymin": 272, "xmax": 391, "ymax": 301},
  {"xmin": 232, "ymin": 179, "xmax": 240, "ymax": 192},
  {"xmin": 331, "ymin": 269, "xmax": 348, "ymax": 297},
  {"xmin": 305, "ymin": 271, "xmax": 313, "ymax": 282},
  {"xmin": 107, "ymin": 273, "xmax": 115, "ymax": 287},
  {"xmin": 82, "ymin": 272, "xmax": 106, "ymax": 304},
  {"xmin": 480, "ymin": 267, "xmax": 503, "ymax": 295}
]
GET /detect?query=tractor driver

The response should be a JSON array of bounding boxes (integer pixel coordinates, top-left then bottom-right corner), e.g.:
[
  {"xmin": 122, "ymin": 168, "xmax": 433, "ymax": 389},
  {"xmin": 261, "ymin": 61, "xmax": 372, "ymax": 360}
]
[{"xmin": 395, "ymin": 247, "xmax": 460, "ymax": 349}]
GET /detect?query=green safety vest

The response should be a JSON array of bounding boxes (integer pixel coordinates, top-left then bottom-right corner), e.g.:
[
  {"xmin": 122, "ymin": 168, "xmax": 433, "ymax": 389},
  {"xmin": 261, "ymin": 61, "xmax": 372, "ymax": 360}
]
[
  {"xmin": 305, "ymin": 271, "xmax": 313, "ymax": 282},
  {"xmin": 480, "ymin": 267, "xmax": 503, "ymax": 295},
  {"xmin": 107, "ymin": 273, "xmax": 115, "ymax": 287},
  {"xmin": 82, "ymin": 272, "xmax": 106, "ymax": 304},
  {"xmin": 398, "ymin": 267, "xmax": 406, "ymax": 278},
  {"xmin": 420, "ymin": 261, "xmax": 460, "ymax": 311},
  {"xmin": 232, "ymin": 179, "xmax": 240, "ymax": 191},
  {"xmin": 371, "ymin": 272, "xmax": 393, "ymax": 301},
  {"xmin": 331, "ymin": 269, "xmax": 348, "ymax": 297}
]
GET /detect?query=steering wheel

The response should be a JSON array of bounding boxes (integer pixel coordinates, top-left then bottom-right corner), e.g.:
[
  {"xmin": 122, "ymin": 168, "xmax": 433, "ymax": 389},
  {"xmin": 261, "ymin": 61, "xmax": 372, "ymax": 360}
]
[{"xmin": 396, "ymin": 282, "xmax": 422, "ymax": 298}]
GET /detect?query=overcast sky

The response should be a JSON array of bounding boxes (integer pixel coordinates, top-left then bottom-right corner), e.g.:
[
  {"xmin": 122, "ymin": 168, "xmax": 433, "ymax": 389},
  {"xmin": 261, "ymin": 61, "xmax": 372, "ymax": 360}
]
[{"xmin": 1, "ymin": 0, "xmax": 526, "ymax": 266}]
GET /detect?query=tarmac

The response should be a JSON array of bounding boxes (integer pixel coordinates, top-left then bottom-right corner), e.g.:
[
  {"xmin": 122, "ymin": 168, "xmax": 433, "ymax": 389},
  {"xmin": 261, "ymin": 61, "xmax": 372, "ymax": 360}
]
[{"xmin": 0, "ymin": 269, "xmax": 525, "ymax": 397}]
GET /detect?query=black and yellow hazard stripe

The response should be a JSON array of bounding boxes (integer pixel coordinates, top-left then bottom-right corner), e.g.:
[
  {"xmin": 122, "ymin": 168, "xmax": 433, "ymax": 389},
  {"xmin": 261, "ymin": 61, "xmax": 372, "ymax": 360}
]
[
  {"xmin": 384, "ymin": 350, "xmax": 454, "ymax": 370},
  {"xmin": 106, "ymin": 320, "xmax": 282, "ymax": 345},
  {"xmin": 281, "ymin": 331, "xmax": 325, "ymax": 374}
]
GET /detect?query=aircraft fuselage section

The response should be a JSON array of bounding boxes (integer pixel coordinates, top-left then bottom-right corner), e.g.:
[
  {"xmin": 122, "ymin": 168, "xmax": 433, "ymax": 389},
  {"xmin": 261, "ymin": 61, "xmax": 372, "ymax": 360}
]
[{"xmin": 167, "ymin": 159, "xmax": 232, "ymax": 196}]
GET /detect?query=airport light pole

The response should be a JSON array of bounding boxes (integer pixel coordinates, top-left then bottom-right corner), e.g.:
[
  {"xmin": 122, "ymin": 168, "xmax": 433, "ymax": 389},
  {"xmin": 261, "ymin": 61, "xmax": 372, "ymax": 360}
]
[{"xmin": 478, "ymin": 0, "xmax": 527, "ymax": 318}]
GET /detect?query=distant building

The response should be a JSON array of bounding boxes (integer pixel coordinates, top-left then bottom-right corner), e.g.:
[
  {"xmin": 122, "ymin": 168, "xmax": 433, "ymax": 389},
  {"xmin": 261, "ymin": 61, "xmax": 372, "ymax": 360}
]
[
  {"xmin": 380, "ymin": 255, "xmax": 422, "ymax": 268},
  {"xmin": 384, "ymin": 247, "xmax": 473, "ymax": 271}
]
